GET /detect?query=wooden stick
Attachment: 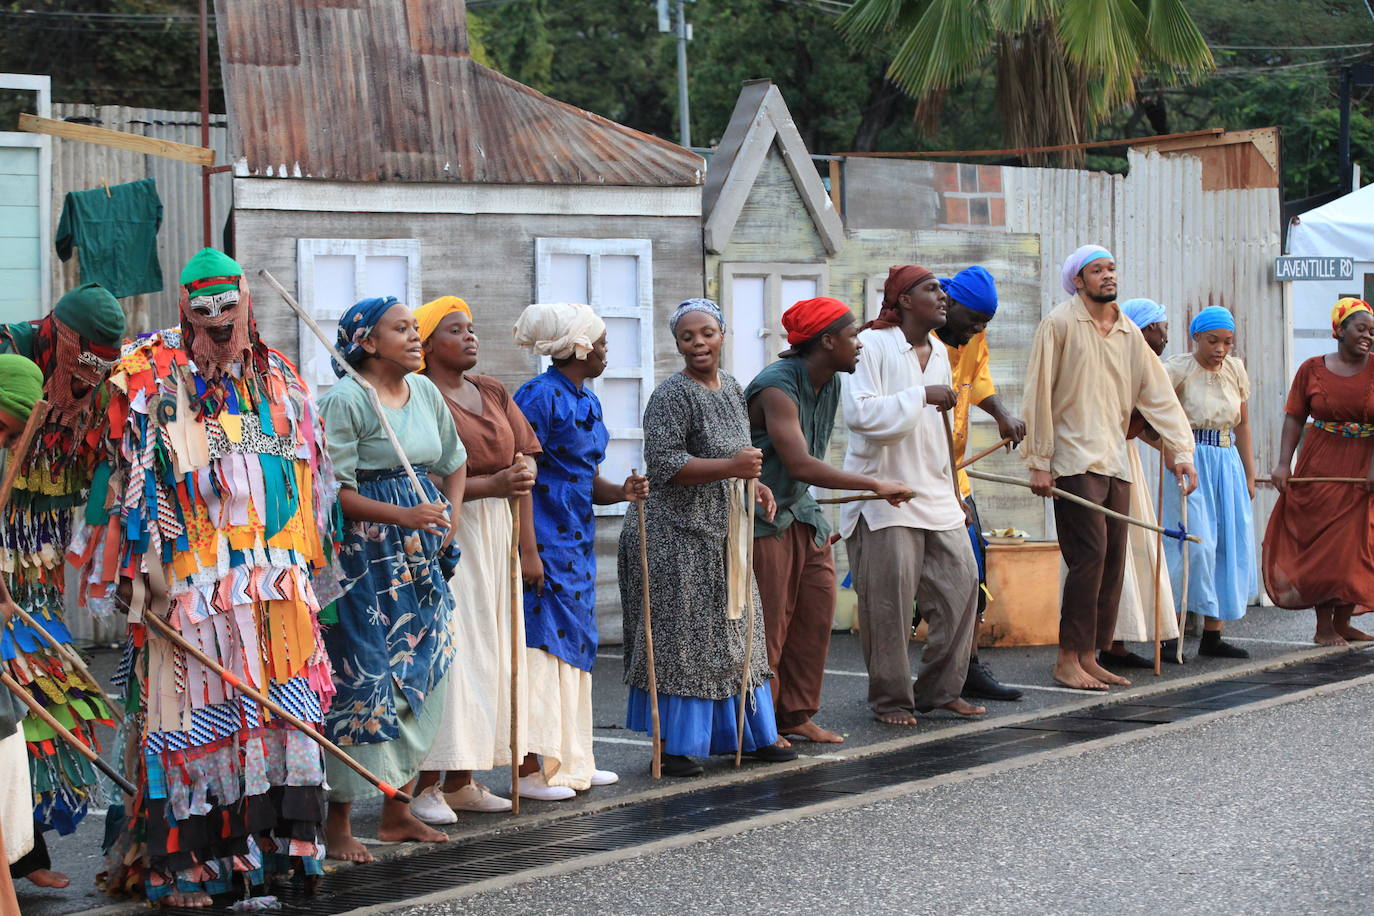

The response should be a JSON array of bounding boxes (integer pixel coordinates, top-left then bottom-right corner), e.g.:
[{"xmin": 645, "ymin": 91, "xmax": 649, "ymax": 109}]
[
  {"xmin": 735, "ymin": 478, "xmax": 758, "ymax": 768},
  {"xmin": 7, "ymin": 600, "xmax": 124, "ymax": 725},
  {"xmin": 1152, "ymin": 458, "xmax": 1165, "ymax": 676},
  {"xmin": 258, "ymin": 269, "xmax": 429, "ymax": 505},
  {"xmin": 508, "ymin": 496, "xmax": 521, "ymax": 815},
  {"xmin": 19, "ymin": 113, "xmax": 216, "ymax": 166},
  {"xmin": 0, "ymin": 671, "xmax": 136, "ymax": 798},
  {"xmin": 941, "ymin": 411, "xmax": 963, "ymax": 504},
  {"xmin": 1256, "ymin": 476, "xmax": 1366, "ymax": 486},
  {"xmin": 0, "ymin": 811, "xmax": 17, "ymax": 916},
  {"xmin": 958, "ymin": 436, "xmax": 1014, "ymax": 472},
  {"xmin": 633, "ymin": 470, "xmax": 662, "ymax": 779},
  {"xmin": 1177, "ymin": 480, "xmax": 1190, "ymax": 665},
  {"xmin": 965, "ymin": 469, "xmax": 1203, "ymax": 543},
  {"xmin": 139, "ymin": 611, "xmax": 412, "ymax": 804},
  {"xmin": 0, "ymin": 401, "xmax": 49, "ymax": 513}
]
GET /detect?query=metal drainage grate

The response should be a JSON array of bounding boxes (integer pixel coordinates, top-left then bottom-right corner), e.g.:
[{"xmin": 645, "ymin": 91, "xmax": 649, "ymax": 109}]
[{"xmin": 151, "ymin": 649, "xmax": 1373, "ymax": 915}]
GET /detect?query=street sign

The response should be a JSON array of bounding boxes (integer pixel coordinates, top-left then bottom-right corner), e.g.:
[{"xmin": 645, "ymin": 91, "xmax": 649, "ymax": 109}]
[{"xmin": 1274, "ymin": 256, "xmax": 1355, "ymax": 281}]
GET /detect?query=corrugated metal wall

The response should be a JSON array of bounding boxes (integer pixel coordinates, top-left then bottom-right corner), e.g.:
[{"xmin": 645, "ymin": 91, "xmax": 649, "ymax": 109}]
[
  {"xmin": 50, "ymin": 104, "xmax": 231, "ymax": 333},
  {"xmin": 1004, "ymin": 149, "xmax": 1286, "ymax": 590}
]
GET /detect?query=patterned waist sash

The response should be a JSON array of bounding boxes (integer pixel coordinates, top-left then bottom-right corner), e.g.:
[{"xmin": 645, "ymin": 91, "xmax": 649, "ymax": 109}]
[
  {"xmin": 1311, "ymin": 420, "xmax": 1374, "ymax": 439},
  {"xmin": 1193, "ymin": 428, "xmax": 1233, "ymax": 448}
]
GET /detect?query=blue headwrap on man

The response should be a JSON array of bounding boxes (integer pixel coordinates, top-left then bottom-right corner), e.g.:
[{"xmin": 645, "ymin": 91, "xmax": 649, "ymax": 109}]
[
  {"xmin": 1121, "ymin": 298, "xmax": 1167, "ymax": 330},
  {"xmin": 939, "ymin": 266, "xmax": 998, "ymax": 318},
  {"xmin": 1189, "ymin": 305, "xmax": 1236, "ymax": 338},
  {"xmin": 333, "ymin": 295, "xmax": 402, "ymax": 376}
]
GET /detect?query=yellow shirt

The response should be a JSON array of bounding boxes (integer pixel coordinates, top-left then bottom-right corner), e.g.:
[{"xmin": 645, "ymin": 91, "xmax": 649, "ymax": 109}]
[
  {"xmin": 1023, "ymin": 297, "xmax": 1194, "ymax": 482},
  {"xmin": 946, "ymin": 331, "xmax": 997, "ymax": 498}
]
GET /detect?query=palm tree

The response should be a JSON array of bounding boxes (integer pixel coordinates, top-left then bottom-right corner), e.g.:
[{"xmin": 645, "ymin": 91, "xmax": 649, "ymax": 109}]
[{"xmin": 837, "ymin": 0, "xmax": 1215, "ymax": 165}]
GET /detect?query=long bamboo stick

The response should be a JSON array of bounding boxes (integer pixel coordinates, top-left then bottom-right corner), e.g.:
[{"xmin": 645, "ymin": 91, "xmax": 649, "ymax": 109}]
[
  {"xmin": 0, "ymin": 671, "xmax": 135, "ymax": 798},
  {"xmin": 734, "ymin": 478, "xmax": 759, "ymax": 768},
  {"xmin": 959, "ymin": 436, "xmax": 1014, "ymax": 472},
  {"xmin": 965, "ymin": 469, "xmax": 1203, "ymax": 543},
  {"xmin": 1152, "ymin": 460, "xmax": 1165, "ymax": 676},
  {"xmin": 508, "ymin": 496, "xmax": 522, "ymax": 815},
  {"xmin": 257, "ymin": 269, "xmax": 429, "ymax": 505},
  {"xmin": 1256, "ymin": 476, "xmax": 1366, "ymax": 485},
  {"xmin": 139, "ymin": 611, "xmax": 412, "ymax": 804},
  {"xmin": 633, "ymin": 470, "xmax": 662, "ymax": 780}
]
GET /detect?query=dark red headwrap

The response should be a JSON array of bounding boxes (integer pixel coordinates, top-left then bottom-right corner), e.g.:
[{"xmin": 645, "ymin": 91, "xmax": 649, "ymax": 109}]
[{"xmin": 867, "ymin": 264, "xmax": 935, "ymax": 330}]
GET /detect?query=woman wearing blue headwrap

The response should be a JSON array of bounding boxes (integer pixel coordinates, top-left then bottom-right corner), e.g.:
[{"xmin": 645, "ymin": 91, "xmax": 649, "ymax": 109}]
[
  {"xmin": 317, "ymin": 297, "xmax": 469, "ymax": 861},
  {"xmin": 1159, "ymin": 306, "xmax": 1256, "ymax": 658}
]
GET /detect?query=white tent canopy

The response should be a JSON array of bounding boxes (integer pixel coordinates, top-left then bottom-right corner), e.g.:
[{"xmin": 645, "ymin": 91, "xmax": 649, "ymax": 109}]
[{"xmin": 1286, "ymin": 184, "xmax": 1374, "ymax": 371}]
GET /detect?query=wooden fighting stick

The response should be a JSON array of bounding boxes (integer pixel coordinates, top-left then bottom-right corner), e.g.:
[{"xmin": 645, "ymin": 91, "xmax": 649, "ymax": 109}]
[
  {"xmin": 258, "ymin": 269, "xmax": 430, "ymax": 505},
  {"xmin": 140, "ymin": 611, "xmax": 412, "ymax": 804},
  {"xmin": 508, "ymin": 496, "xmax": 522, "ymax": 814},
  {"xmin": 813, "ymin": 435, "xmax": 1012, "ymax": 506},
  {"xmin": 965, "ymin": 470, "xmax": 1203, "ymax": 543},
  {"xmin": 735, "ymin": 478, "xmax": 759, "ymax": 768},
  {"xmin": 631, "ymin": 469, "xmax": 662, "ymax": 779},
  {"xmin": 0, "ymin": 401, "xmax": 49, "ymax": 511},
  {"xmin": 0, "ymin": 671, "xmax": 135, "ymax": 798},
  {"xmin": 1152, "ymin": 460, "xmax": 1166, "ymax": 676},
  {"xmin": 5, "ymin": 599, "xmax": 124, "ymax": 725},
  {"xmin": 1177, "ymin": 481, "xmax": 1190, "ymax": 665},
  {"xmin": 941, "ymin": 411, "xmax": 964, "ymax": 505}
]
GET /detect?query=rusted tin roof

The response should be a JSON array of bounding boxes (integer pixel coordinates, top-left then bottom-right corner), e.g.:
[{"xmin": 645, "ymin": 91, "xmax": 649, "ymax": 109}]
[{"xmin": 215, "ymin": 0, "xmax": 704, "ymax": 186}]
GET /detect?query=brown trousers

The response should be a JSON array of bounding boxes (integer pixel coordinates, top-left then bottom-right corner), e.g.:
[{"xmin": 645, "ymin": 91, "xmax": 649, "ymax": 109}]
[
  {"xmin": 753, "ymin": 522, "xmax": 835, "ymax": 731},
  {"xmin": 846, "ymin": 519, "xmax": 978, "ymax": 716},
  {"xmin": 1054, "ymin": 472, "xmax": 1131, "ymax": 652}
]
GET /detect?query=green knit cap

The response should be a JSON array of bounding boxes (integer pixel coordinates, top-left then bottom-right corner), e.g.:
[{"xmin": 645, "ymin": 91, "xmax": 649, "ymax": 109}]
[
  {"xmin": 0, "ymin": 353, "xmax": 43, "ymax": 422},
  {"xmin": 180, "ymin": 248, "xmax": 243, "ymax": 298},
  {"xmin": 53, "ymin": 283, "xmax": 125, "ymax": 347}
]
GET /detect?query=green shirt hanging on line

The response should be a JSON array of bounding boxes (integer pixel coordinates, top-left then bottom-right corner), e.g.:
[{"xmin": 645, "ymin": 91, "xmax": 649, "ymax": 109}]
[{"xmin": 55, "ymin": 176, "xmax": 164, "ymax": 299}]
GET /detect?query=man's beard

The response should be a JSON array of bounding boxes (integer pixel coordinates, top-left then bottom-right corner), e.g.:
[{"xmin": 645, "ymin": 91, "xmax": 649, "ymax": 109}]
[{"xmin": 1086, "ymin": 289, "xmax": 1117, "ymax": 304}]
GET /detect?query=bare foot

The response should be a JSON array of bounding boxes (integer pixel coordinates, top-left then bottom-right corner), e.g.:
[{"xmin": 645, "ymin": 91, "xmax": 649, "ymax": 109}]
[
  {"xmin": 25, "ymin": 868, "xmax": 70, "ymax": 888},
  {"xmin": 874, "ymin": 711, "xmax": 919, "ymax": 726},
  {"xmin": 937, "ymin": 698, "xmax": 987, "ymax": 717},
  {"xmin": 1314, "ymin": 627, "xmax": 1349, "ymax": 647},
  {"xmin": 326, "ymin": 832, "xmax": 375, "ymax": 863},
  {"xmin": 1052, "ymin": 660, "xmax": 1108, "ymax": 691},
  {"xmin": 774, "ymin": 736, "xmax": 793, "ymax": 750},
  {"xmin": 1335, "ymin": 624, "xmax": 1374, "ymax": 642},
  {"xmin": 783, "ymin": 720, "xmax": 845, "ymax": 743},
  {"xmin": 1081, "ymin": 657, "xmax": 1131, "ymax": 687},
  {"xmin": 162, "ymin": 891, "xmax": 213, "ymax": 908},
  {"xmin": 376, "ymin": 810, "xmax": 451, "ymax": 845}
]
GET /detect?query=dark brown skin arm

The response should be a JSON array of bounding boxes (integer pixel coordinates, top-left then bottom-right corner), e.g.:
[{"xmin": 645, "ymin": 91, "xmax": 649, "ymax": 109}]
[
  {"xmin": 1269, "ymin": 413, "xmax": 1306, "ymax": 492},
  {"xmin": 975, "ymin": 394, "xmax": 1026, "ymax": 445},
  {"xmin": 1235, "ymin": 401, "xmax": 1257, "ymax": 498},
  {"xmin": 751, "ymin": 388, "xmax": 879, "ymax": 491}
]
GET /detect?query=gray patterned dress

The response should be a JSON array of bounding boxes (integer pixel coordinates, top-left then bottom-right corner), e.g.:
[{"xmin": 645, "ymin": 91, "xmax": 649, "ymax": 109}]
[{"xmin": 619, "ymin": 370, "xmax": 771, "ymax": 700}]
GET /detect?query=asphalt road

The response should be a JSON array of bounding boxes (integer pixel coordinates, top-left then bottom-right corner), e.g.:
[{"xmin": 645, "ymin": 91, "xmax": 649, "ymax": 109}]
[
  {"xmin": 401, "ymin": 678, "xmax": 1374, "ymax": 916},
  {"xmin": 16, "ymin": 604, "xmax": 1346, "ymax": 914}
]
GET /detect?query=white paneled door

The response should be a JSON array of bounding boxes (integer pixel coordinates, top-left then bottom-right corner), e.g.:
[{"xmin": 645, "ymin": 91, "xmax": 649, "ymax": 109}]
[{"xmin": 719, "ymin": 262, "xmax": 827, "ymax": 388}]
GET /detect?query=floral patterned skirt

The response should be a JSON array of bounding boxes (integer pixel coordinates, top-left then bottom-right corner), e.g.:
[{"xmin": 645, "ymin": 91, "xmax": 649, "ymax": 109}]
[{"xmin": 323, "ymin": 466, "xmax": 458, "ymax": 748}]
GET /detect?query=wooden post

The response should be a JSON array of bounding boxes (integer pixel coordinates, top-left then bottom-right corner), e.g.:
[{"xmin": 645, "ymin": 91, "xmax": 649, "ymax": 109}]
[
  {"xmin": 734, "ymin": 478, "xmax": 759, "ymax": 768},
  {"xmin": 508, "ymin": 496, "xmax": 522, "ymax": 815}
]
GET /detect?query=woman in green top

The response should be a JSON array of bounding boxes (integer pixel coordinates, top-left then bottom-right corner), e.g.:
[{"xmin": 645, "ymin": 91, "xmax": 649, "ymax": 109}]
[{"xmin": 317, "ymin": 297, "xmax": 467, "ymax": 863}]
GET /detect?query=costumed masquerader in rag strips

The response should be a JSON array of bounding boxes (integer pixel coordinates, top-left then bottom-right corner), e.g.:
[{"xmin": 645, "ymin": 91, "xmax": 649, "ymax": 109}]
[
  {"xmin": 1159, "ymin": 306, "xmax": 1257, "ymax": 659},
  {"xmin": 409, "ymin": 296, "xmax": 540, "ymax": 823},
  {"xmin": 1265, "ymin": 297, "xmax": 1374, "ymax": 646},
  {"xmin": 930, "ymin": 266, "xmax": 1026, "ymax": 703},
  {"xmin": 512, "ymin": 303, "xmax": 644, "ymax": 797},
  {"xmin": 0, "ymin": 354, "xmax": 47, "ymax": 911},
  {"xmin": 1098, "ymin": 298, "xmax": 1180, "ymax": 671},
  {"xmin": 744, "ymin": 296, "xmax": 909, "ymax": 751},
  {"xmin": 1021, "ymin": 246, "xmax": 1196, "ymax": 692},
  {"xmin": 620, "ymin": 298, "xmax": 795, "ymax": 778},
  {"xmin": 317, "ymin": 297, "xmax": 467, "ymax": 862},
  {"xmin": 842, "ymin": 267, "xmax": 986, "ymax": 726},
  {"xmin": 0, "ymin": 285, "xmax": 124, "ymax": 890},
  {"xmin": 75, "ymin": 249, "xmax": 342, "ymax": 907}
]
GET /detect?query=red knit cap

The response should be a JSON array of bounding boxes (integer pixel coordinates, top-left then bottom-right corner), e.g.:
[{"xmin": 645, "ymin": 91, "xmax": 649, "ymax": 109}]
[{"xmin": 782, "ymin": 297, "xmax": 854, "ymax": 345}]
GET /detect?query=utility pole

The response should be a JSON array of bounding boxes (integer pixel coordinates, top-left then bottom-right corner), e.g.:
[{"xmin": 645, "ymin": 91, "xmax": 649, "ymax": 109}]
[{"xmin": 658, "ymin": 0, "xmax": 692, "ymax": 148}]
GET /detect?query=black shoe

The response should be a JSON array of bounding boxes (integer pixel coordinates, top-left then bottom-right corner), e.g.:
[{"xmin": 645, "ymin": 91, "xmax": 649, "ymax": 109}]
[
  {"xmin": 1198, "ymin": 632, "xmax": 1249, "ymax": 659},
  {"xmin": 658, "ymin": 754, "xmax": 704, "ymax": 778},
  {"xmin": 745, "ymin": 743, "xmax": 799, "ymax": 763},
  {"xmin": 1098, "ymin": 649, "xmax": 1153, "ymax": 670},
  {"xmin": 1159, "ymin": 639, "xmax": 1187, "ymax": 664},
  {"xmin": 961, "ymin": 658, "xmax": 1023, "ymax": 701}
]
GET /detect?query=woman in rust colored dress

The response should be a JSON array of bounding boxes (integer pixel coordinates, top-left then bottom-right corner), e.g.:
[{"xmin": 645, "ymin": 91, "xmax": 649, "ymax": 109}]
[{"xmin": 1264, "ymin": 297, "xmax": 1374, "ymax": 645}]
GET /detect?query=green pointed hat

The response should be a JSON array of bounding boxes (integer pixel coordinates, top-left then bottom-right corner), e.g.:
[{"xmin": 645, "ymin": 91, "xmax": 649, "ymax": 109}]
[
  {"xmin": 180, "ymin": 248, "xmax": 243, "ymax": 298},
  {"xmin": 53, "ymin": 282, "xmax": 126, "ymax": 346}
]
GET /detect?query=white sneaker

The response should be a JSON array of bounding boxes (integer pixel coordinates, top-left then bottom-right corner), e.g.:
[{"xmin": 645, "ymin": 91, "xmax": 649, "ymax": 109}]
[
  {"xmin": 517, "ymin": 772, "xmax": 576, "ymax": 801},
  {"xmin": 589, "ymin": 769, "xmax": 619, "ymax": 787},
  {"xmin": 444, "ymin": 782, "xmax": 513, "ymax": 813},
  {"xmin": 409, "ymin": 785, "xmax": 457, "ymax": 825}
]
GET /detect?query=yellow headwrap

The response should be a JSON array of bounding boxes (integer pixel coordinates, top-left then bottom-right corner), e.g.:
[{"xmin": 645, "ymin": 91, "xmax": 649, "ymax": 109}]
[
  {"xmin": 1332, "ymin": 297, "xmax": 1372, "ymax": 337},
  {"xmin": 415, "ymin": 295, "xmax": 472, "ymax": 369}
]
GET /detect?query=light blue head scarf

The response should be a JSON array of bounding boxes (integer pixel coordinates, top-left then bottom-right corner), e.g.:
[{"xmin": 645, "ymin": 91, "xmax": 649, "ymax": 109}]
[
  {"xmin": 333, "ymin": 295, "xmax": 402, "ymax": 376},
  {"xmin": 669, "ymin": 298, "xmax": 725, "ymax": 335},
  {"xmin": 1189, "ymin": 306, "xmax": 1236, "ymax": 337},
  {"xmin": 1121, "ymin": 298, "xmax": 1167, "ymax": 330}
]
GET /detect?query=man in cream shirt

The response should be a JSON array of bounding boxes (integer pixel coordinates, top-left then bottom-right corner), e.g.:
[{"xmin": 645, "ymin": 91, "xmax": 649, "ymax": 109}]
[{"xmin": 842, "ymin": 265, "xmax": 985, "ymax": 726}]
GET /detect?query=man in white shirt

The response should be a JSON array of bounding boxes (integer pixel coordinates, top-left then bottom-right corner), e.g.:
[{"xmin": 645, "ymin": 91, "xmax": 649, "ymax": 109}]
[{"xmin": 842, "ymin": 265, "xmax": 986, "ymax": 726}]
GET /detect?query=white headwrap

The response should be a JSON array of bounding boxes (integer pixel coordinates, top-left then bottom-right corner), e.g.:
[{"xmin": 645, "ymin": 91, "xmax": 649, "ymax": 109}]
[{"xmin": 512, "ymin": 302, "xmax": 607, "ymax": 361}]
